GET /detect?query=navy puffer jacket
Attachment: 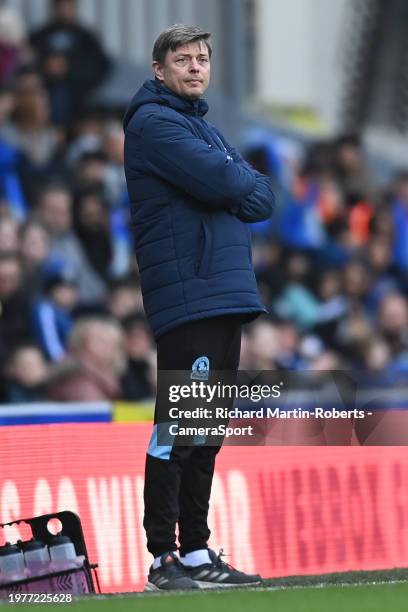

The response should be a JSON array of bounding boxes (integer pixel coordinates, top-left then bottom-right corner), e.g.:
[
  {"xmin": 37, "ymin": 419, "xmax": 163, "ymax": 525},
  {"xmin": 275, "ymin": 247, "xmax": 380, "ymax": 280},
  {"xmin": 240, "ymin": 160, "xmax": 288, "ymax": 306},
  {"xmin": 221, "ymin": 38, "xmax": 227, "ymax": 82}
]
[{"xmin": 123, "ymin": 79, "xmax": 274, "ymax": 339}]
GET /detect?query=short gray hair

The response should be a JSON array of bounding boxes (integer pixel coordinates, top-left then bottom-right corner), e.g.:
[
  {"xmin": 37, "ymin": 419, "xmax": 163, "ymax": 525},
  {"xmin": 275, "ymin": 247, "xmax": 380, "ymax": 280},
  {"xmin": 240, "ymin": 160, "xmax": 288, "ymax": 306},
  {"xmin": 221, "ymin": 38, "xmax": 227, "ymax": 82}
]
[
  {"xmin": 69, "ymin": 316, "xmax": 123, "ymax": 352},
  {"xmin": 152, "ymin": 24, "xmax": 212, "ymax": 64}
]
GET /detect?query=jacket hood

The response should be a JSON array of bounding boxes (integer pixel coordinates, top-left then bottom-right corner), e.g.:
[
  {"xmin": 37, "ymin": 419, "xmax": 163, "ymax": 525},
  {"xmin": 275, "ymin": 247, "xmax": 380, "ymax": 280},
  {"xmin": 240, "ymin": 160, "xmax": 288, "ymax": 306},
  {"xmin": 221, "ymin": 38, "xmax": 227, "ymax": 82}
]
[{"xmin": 123, "ymin": 79, "xmax": 209, "ymax": 130}]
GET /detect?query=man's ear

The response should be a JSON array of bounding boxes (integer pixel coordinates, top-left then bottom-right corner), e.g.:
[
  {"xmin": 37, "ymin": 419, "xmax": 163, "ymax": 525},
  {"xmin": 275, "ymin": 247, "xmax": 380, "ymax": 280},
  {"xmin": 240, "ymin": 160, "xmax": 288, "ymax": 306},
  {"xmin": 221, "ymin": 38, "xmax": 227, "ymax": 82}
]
[{"xmin": 152, "ymin": 61, "xmax": 164, "ymax": 82}]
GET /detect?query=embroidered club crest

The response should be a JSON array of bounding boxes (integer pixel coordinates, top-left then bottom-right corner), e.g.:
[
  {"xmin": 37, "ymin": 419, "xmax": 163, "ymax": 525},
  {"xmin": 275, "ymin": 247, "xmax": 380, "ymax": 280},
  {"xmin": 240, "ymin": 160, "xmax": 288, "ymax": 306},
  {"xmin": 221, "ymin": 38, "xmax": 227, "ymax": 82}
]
[{"xmin": 190, "ymin": 356, "xmax": 210, "ymax": 380}]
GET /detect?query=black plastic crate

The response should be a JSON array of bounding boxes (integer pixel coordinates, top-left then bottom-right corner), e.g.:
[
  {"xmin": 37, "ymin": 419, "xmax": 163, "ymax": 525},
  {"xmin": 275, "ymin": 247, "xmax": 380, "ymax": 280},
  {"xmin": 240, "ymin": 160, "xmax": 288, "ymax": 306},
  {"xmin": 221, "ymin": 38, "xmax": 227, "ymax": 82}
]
[{"xmin": 0, "ymin": 511, "xmax": 100, "ymax": 597}]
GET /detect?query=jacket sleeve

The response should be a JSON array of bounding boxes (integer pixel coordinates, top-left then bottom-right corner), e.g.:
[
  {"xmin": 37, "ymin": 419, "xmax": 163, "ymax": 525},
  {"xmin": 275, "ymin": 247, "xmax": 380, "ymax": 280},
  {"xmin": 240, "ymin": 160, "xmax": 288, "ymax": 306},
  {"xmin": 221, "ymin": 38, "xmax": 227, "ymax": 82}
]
[
  {"xmin": 212, "ymin": 129, "xmax": 275, "ymax": 223},
  {"xmin": 235, "ymin": 172, "xmax": 276, "ymax": 222},
  {"xmin": 134, "ymin": 113, "xmax": 257, "ymax": 208}
]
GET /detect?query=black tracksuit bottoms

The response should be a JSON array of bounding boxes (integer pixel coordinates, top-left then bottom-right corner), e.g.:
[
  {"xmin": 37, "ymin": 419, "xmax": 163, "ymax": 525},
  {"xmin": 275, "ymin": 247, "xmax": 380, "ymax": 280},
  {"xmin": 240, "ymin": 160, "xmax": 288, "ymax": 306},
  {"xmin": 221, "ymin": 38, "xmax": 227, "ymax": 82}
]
[{"xmin": 144, "ymin": 314, "xmax": 242, "ymax": 557}]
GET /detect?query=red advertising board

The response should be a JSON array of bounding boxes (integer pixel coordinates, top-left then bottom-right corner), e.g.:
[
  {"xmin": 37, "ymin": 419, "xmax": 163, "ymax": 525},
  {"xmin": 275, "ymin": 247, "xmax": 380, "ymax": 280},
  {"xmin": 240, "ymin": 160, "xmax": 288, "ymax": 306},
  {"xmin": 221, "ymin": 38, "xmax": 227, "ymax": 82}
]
[{"xmin": 1, "ymin": 423, "xmax": 408, "ymax": 592}]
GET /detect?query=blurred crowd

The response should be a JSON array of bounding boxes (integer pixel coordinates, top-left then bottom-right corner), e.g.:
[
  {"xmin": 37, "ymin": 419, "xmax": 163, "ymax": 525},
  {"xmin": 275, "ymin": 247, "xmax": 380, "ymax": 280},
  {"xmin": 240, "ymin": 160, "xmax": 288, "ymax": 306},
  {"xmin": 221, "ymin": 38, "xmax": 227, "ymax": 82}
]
[
  {"xmin": 246, "ymin": 135, "xmax": 408, "ymax": 377},
  {"xmin": 0, "ymin": 0, "xmax": 408, "ymax": 405}
]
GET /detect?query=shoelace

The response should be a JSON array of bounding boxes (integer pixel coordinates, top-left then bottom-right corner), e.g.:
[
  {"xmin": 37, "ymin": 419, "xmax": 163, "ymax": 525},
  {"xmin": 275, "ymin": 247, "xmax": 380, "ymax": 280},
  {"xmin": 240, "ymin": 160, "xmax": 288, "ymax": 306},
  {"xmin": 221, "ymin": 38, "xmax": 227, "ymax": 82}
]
[{"xmin": 215, "ymin": 548, "xmax": 236, "ymax": 571}]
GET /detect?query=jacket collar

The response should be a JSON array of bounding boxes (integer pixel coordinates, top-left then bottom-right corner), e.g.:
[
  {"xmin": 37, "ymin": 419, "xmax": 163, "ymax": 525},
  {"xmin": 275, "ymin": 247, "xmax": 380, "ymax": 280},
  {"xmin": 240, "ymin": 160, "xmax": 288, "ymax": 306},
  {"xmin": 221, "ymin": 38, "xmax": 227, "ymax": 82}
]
[{"xmin": 152, "ymin": 79, "xmax": 208, "ymax": 117}]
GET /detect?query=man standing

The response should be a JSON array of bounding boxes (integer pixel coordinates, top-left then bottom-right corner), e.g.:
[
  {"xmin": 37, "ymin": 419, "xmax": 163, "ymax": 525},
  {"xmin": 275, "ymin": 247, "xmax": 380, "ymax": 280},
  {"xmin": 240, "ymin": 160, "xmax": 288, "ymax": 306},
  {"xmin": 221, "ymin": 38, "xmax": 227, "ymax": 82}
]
[
  {"xmin": 124, "ymin": 24, "xmax": 274, "ymax": 590},
  {"xmin": 30, "ymin": 0, "xmax": 110, "ymax": 126}
]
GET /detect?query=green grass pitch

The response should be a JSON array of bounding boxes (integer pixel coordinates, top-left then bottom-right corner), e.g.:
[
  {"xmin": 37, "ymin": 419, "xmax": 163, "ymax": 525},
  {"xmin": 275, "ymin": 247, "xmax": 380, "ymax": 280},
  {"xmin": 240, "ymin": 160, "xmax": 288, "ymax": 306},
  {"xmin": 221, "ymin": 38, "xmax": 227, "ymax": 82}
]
[{"xmin": 8, "ymin": 569, "xmax": 408, "ymax": 612}]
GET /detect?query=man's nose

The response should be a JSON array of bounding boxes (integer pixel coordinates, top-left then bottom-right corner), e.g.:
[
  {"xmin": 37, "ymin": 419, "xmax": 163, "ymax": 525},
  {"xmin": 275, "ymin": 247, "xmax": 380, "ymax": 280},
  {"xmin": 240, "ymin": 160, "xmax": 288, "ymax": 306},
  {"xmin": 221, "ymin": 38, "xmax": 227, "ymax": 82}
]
[{"xmin": 189, "ymin": 58, "xmax": 200, "ymax": 71}]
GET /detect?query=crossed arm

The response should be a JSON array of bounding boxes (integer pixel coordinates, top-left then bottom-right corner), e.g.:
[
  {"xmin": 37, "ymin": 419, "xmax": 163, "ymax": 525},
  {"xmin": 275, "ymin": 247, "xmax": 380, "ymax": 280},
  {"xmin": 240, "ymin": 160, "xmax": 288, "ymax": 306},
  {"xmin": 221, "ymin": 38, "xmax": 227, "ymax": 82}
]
[{"xmin": 135, "ymin": 113, "xmax": 275, "ymax": 223}]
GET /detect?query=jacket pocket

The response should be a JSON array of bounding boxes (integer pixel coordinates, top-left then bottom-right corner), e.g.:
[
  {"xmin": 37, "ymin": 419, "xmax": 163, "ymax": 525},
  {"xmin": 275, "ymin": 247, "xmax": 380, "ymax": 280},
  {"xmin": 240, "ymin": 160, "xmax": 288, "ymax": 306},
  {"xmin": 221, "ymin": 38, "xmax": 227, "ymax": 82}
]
[{"xmin": 195, "ymin": 217, "xmax": 213, "ymax": 278}]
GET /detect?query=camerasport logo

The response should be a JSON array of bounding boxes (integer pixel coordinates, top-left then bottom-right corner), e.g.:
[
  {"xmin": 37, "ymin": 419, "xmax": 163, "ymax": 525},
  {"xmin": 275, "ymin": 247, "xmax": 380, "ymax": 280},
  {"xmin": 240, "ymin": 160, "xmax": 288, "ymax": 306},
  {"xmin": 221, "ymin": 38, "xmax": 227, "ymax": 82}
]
[{"xmin": 1, "ymin": 424, "xmax": 408, "ymax": 592}]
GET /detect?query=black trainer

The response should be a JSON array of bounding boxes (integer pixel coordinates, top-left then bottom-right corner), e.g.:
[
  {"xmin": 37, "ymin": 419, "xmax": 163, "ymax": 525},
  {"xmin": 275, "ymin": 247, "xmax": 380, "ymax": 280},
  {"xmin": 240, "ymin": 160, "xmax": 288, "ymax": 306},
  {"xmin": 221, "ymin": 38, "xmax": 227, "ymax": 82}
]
[
  {"xmin": 183, "ymin": 549, "xmax": 262, "ymax": 589},
  {"xmin": 145, "ymin": 552, "xmax": 200, "ymax": 591}
]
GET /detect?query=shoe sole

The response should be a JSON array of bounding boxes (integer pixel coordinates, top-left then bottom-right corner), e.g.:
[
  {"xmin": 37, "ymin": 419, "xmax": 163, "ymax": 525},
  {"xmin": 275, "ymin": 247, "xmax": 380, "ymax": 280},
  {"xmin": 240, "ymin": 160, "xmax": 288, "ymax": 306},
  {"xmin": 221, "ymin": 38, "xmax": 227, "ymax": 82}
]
[
  {"xmin": 144, "ymin": 581, "xmax": 200, "ymax": 592},
  {"xmin": 144, "ymin": 582, "xmax": 161, "ymax": 591},
  {"xmin": 193, "ymin": 580, "xmax": 262, "ymax": 590},
  {"xmin": 143, "ymin": 582, "xmax": 160, "ymax": 591}
]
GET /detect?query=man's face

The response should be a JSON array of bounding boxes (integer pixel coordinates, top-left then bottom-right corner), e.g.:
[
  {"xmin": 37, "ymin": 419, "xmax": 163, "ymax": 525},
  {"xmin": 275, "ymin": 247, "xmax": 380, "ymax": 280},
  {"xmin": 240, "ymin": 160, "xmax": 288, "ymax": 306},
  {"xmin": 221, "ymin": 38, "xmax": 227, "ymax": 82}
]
[
  {"xmin": 53, "ymin": 0, "xmax": 77, "ymax": 23},
  {"xmin": 153, "ymin": 40, "xmax": 210, "ymax": 100},
  {"xmin": 0, "ymin": 259, "xmax": 21, "ymax": 299},
  {"xmin": 39, "ymin": 190, "xmax": 72, "ymax": 235}
]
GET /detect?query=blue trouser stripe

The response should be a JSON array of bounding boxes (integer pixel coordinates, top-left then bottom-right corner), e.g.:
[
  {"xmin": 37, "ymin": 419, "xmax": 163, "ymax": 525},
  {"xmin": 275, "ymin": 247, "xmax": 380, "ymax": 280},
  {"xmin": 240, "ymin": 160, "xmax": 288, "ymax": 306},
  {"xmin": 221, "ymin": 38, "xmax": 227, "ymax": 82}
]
[{"xmin": 147, "ymin": 423, "xmax": 175, "ymax": 460}]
